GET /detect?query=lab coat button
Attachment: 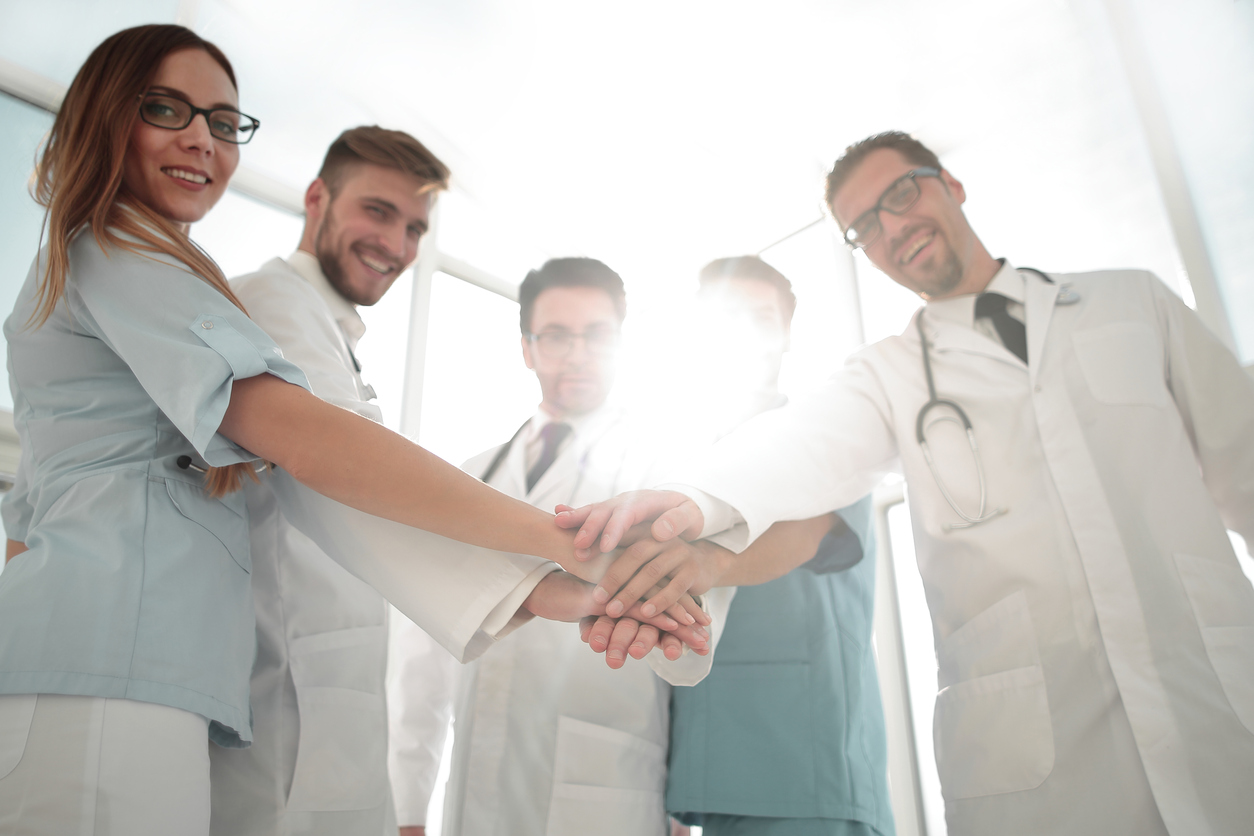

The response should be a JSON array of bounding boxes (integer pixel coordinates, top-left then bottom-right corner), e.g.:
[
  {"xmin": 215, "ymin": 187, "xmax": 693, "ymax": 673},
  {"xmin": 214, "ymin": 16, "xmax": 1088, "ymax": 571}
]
[
  {"xmin": 1035, "ymin": 384, "xmax": 1042, "ymax": 393},
  {"xmin": 201, "ymin": 321, "xmax": 215, "ymax": 330}
]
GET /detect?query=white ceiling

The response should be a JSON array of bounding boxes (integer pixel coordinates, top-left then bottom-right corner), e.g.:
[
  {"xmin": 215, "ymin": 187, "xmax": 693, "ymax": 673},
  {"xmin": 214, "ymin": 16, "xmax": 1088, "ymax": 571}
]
[{"xmin": 2, "ymin": 0, "xmax": 1249, "ymax": 354}]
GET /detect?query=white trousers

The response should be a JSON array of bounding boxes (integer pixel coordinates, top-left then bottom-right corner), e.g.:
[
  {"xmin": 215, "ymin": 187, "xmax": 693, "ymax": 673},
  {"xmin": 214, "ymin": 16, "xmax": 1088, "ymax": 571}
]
[{"xmin": 0, "ymin": 693, "xmax": 210, "ymax": 836}]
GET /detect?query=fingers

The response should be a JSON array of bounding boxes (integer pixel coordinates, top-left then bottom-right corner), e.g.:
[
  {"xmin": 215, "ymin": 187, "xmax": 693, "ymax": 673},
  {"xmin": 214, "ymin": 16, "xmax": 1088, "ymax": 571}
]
[
  {"xmin": 663, "ymin": 593, "xmax": 711, "ymax": 628},
  {"xmin": 568, "ymin": 505, "xmax": 615, "ymax": 555},
  {"xmin": 582, "ymin": 614, "xmax": 618, "ymax": 654},
  {"xmin": 605, "ymin": 618, "xmax": 644, "ymax": 669},
  {"xmin": 605, "ymin": 546, "xmax": 693, "ymax": 619},
  {"xmin": 650, "ymin": 500, "xmax": 705, "ymax": 542},
  {"xmin": 659, "ymin": 631, "xmax": 684, "ymax": 661},
  {"xmin": 559, "ymin": 491, "xmax": 690, "ymax": 558},
  {"xmin": 645, "ymin": 572, "xmax": 709, "ymax": 625},
  {"xmin": 629, "ymin": 624, "xmax": 661, "ymax": 659},
  {"xmin": 552, "ymin": 503, "xmax": 591, "ymax": 529},
  {"xmin": 579, "ymin": 615, "xmax": 598, "ymax": 644},
  {"xmin": 593, "ymin": 537, "xmax": 667, "ymax": 610}
]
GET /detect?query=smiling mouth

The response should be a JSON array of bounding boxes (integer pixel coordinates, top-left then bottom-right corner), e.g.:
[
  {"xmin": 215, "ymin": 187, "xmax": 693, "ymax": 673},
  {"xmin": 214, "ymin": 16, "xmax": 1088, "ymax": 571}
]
[
  {"xmin": 357, "ymin": 250, "xmax": 397, "ymax": 276},
  {"xmin": 162, "ymin": 167, "xmax": 209, "ymax": 185},
  {"xmin": 900, "ymin": 231, "xmax": 935, "ymax": 265}
]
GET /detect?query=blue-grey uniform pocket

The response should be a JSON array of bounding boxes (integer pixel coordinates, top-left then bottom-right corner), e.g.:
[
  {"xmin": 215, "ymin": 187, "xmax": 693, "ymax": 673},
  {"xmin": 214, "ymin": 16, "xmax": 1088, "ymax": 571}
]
[{"xmin": 162, "ymin": 477, "xmax": 251, "ymax": 573}]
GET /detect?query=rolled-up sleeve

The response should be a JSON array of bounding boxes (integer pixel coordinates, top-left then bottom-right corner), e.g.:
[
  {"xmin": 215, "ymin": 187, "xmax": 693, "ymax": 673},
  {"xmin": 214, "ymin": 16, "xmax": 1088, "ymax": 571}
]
[{"xmin": 65, "ymin": 238, "xmax": 310, "ymax": 466}]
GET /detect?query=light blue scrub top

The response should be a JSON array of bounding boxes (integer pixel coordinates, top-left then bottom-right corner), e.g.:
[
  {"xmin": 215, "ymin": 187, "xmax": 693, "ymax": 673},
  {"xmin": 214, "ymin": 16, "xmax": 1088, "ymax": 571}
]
[{"xmin": 0, "ymin": 232, "xmax": 310, "ymax": 747}]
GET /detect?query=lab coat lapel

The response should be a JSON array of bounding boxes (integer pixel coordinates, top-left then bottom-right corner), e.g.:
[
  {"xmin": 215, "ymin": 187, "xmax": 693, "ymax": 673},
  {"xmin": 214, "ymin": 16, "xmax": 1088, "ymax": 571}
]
[
  {"xmin": 1024, "ymin": 272, "xmax": 1060, "ymax": 384},
  {"xmin": 922, "ymin": 309, "xmax": 1017, "ymax": 368}
]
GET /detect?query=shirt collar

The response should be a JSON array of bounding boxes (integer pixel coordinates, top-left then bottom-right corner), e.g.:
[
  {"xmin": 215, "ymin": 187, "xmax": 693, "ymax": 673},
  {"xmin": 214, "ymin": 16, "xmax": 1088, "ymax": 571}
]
[
  {"xmin": 287, "ymin": 249, "xmax": 367, "ymax": 347},
  {"xmin": 923, "ymin": 259, "xmax": 1023, "ymax": 329},
  {"xmin": 524, "ymin": 402, "xmax": 619, "ymax": 446}
]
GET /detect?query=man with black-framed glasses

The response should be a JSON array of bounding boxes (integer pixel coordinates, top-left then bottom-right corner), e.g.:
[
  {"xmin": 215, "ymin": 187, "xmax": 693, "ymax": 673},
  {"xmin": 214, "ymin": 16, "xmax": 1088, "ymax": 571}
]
[
  {"xmin": 389, "ymin": 256, "xmax": 736, "ymax": 836},
  {"xmin": 558, "ymin": 130, "xmax": 1254, "ymax": 836}
]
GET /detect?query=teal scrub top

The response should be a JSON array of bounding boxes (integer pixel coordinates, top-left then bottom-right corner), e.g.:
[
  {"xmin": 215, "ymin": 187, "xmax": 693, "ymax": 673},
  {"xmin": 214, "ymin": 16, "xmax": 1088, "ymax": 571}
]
[
  {"xmin": 668, "ymin": 496, "xmax": 894, "ymax": 834},
  {"xmin": 0, "ymin": 232, "xmax": 310, "ymax": 747}
]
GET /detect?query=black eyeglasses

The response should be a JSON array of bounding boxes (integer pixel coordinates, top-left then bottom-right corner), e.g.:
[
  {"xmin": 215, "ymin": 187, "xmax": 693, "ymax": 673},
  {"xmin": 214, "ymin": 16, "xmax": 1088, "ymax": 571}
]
[
  {"xmin": 525, "ymin": 328, "xmax": 621, "ymax": 360},
  {"xmin": 842, "ymin": 167, "xmax": 941, "ymax": 249},
  {"xmin": 137, "ymin": 93, "xmax": 261, "ymax": 145}
]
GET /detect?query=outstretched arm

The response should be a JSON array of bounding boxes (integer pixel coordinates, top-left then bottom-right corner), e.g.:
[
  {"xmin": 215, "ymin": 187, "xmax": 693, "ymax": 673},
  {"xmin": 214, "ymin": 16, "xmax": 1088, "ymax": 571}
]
[
  {"xmin": 554, "ymin": 489, "xmax": 706, "ymax": 559},
  {"xmin": 222, "ymin": 373, "xmax": 576, "ymax": 564},
  {"xmin": 220, "ymin": 376, "xmax": 706, "ymax": 642},
  {"xmin": 590, "ymin": 513, "xmax": 839, "ymax": 619}
]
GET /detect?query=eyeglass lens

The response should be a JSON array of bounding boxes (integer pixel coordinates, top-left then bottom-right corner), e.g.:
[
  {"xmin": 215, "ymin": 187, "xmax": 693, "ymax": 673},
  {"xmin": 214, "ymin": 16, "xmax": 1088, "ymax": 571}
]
[
  {"xmin": 845, "ymin": 173, "xmax": 923, "ymax": 248},
  {"xmin": 139, "ymin": 94, "xmax": 259, "ymax": 144},
  {"xmin": 532, "ymin": 329, "xmax": 619, "ymax": 359}
]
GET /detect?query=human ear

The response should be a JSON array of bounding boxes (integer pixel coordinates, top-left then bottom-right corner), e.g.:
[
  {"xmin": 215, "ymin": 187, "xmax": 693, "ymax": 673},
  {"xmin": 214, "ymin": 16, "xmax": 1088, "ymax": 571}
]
[
  {"xmin": 304, "ymin": 178, "xmax": 330, "ymax": 222},
  {"xmin": 940, "ymin": 169, "xmax": 966, "ymax": 205}
]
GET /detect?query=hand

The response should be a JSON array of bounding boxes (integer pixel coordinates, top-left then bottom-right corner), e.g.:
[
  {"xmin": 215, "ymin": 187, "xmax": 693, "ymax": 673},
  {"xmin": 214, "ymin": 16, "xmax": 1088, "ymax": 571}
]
[
  {"xmin": 580, "ymin": 615, "xmax": 688, "ymax": 667},
  {"xmin": 553, "ymin": 490, "xmax": 705, "ymax": 558},
  {"xmin": 594, "ymin": 536, "xmax": 733, "ymax": 621},
  {"xmin": 524, "ymin": 572, "xmax": 709, "ymax": 665},
  {"xmin": 398, "ymin": 827, "xmax": 426, "ymax": 836},
  {"xmin": 554, "ymin": 545, "xmax": 708, "ymax": 628}
]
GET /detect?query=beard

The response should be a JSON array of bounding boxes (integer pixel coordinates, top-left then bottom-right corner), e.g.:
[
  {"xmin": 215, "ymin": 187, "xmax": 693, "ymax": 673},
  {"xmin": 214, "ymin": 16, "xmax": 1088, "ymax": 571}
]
[
  {"xmin": 314, "ymin": 218, "xmax": 369, "ymax": 306},
  {"xmin": 919, "ymin": 246, "xmax": 965, "ymax": 298}
]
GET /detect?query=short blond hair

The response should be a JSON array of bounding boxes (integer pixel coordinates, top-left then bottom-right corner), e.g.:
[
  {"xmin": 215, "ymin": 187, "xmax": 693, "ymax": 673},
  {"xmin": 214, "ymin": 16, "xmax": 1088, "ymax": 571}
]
[{"xmin": 318, "ymin": 125, "xmax": 450, "ymax": 196}]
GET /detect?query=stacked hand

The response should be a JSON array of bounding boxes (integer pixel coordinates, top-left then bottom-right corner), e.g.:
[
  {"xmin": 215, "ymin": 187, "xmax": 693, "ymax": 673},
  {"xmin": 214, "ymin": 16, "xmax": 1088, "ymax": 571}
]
[
  {"xmin": 547, "ymin": 490, "xmax": 732, "ymax": 665},
  {"xmin": 523, "ymin": 571, "xmax": 710, "ymax": 668}
]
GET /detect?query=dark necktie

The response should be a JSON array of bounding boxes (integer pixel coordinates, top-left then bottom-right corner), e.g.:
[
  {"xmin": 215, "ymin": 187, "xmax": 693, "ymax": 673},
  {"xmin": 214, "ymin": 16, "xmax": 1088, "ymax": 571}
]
[
  {"xmin": 526, "ymin": 422, "xmax": 572, "ymax": 493},
  {"xmin": 975, "ymin": 292, "xmax": 1028, "ymax": 364}
]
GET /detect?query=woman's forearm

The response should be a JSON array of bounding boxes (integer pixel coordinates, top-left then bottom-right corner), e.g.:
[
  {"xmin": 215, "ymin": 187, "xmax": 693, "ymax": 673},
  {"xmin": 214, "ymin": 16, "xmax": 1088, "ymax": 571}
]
[{"xmin": 218, "ymin": 374, "xmax": 576, "ymax": 566}]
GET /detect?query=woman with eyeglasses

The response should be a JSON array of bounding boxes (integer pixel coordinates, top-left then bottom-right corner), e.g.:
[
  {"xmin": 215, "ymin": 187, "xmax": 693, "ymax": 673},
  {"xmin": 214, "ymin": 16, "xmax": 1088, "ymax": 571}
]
[{"xmin": 0, "ymin": 25, "xmax": 705, "ymax": 834}]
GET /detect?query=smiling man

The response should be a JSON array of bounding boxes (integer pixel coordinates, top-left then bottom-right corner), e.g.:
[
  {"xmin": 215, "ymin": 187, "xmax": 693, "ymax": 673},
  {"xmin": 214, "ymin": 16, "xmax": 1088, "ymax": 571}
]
[
  {"xmin": 208, "ymin": 126, "xmax": 447, "ymax": 836},
  {"xmin": 560, "ymin": 131, "xmax": 1254, "ymax": 836}
]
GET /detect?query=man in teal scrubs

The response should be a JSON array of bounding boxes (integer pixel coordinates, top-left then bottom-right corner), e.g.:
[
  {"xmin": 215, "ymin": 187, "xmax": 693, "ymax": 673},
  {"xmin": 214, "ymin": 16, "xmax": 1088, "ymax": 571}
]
[{"xmin": 666, "ymin": 256, "xmax": 894, "ymax": 836}]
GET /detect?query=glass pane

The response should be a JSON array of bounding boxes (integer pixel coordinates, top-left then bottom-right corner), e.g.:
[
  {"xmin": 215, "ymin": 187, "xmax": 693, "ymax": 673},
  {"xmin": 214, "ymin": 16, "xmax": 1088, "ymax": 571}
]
[
  {"xmin": 0, "ymin": 0, "xmax": 180, "ymax": 87},
  {"xmin": 0, "ymin": 92, "xmax": 56, "ymax": 412},
  {"xmin": 417, "ymin": 272, "xmax": 538, "ymax": 468},
  {"xmin": 886, "ymin": 500, "xmax": 948, "ymax": 836},
  {"xmin": 190, "ymin": 189, "xmax": 304, "ymax": 282},
  {"xmin": 1127, "ymin": 0, "xmax": 1254, "ymax": 362}
]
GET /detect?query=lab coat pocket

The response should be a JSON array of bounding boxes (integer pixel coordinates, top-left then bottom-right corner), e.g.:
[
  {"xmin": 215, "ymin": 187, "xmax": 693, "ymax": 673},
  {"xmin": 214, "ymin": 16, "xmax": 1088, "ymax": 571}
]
[
  {"xmin": 1175, "ymin": 553, "xmax": 1254, "ymax": 734},
  {"xmin": 1072, "ymin": 323, "xmax": 1168, "ymax": 407},
  {"xmin": 286, "ymin": 626, "xmax": 389, "ymax": 812},
  {"xmin": 933, "ymin": 591, "xmax": 1054, "ymax": 799},
  {"xmin": 546, "ymin": 716, "xmax": 666, "ymax": 836},
  {"xmin": 0, "ymin": 694, "xmax": 38, "ymax": 781},
  {"xmin": 163, "ymin": 477, "xmax": 251, "ymax": 573}
]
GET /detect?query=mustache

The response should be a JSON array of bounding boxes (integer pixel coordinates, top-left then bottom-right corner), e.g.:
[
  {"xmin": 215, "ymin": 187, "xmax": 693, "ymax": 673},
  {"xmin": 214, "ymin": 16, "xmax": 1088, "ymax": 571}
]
[{"xmin": 888, "ymin": 223, "xmax": 934, "ymax": 261}]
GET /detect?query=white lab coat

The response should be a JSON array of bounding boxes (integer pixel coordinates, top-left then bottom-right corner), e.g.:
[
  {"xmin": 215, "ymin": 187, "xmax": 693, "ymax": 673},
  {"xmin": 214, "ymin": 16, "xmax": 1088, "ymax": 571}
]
[
  {"xmin": 677, "ymin": 264, "xmax": 1254, "ymax": 836},
  {"xmin": 389, "ymin": 406, "xmax": 732, "ymax": 836},
  {"xmin": 210, "ymin": 254, "xmax": 555, "ymax": 836}
]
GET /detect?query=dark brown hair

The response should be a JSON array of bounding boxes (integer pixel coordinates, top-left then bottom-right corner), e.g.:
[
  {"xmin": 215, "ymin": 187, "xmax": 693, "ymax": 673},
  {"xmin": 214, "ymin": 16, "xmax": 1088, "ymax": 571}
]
[
  {"xmin": 824, "ymin": 130, "xmax": 943, "ymax": 213},
  {"xmin": 698, "ymin": 255, "xmax": 796, "ymax": 327},
  {"xmin": 317, "ymin": 125, "xmax": 450, "ymax": 197},
  {"xmin": 518, "ymin": 258, "xmax": 627, "ymax": 334},
  {"xmin": 34, "ymin": 24, "xmax": 256, "ymax": 497}
]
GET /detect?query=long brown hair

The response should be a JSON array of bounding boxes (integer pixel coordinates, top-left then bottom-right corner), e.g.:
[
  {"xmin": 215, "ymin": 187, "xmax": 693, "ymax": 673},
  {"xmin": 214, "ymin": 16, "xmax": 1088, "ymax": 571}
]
[{"xmin": 34, "ymin": 24, "xmax": 257, "ymax": 497}]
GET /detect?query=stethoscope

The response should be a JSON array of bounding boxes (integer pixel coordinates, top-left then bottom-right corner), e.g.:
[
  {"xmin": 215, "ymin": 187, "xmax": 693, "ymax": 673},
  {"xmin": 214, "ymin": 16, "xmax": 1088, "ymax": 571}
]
[
  {"xmin": 915, "ymin": 268, "xmax": 1079, "ymax": 531},
  {"xmin": 479, "ymin": 416, "xmax": 620, "ymax": 500}
]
